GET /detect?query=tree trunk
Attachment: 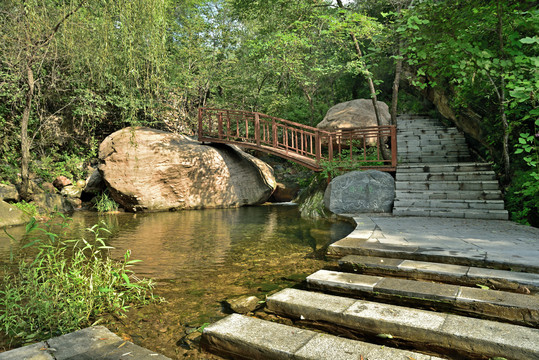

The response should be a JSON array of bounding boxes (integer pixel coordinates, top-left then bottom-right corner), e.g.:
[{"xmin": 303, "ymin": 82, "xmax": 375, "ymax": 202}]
[
  {"xmin": 336, "ymin": 0, "xmax": 391, "ymax": 160},
  {"xmin": 497, "ymin": 0, "xmax": 510, "ymax": 181},
  {"xmin": 20, "ymin": 66, "xmax": 35, "ymax": 200},
  {"xmin": 391, "ymin": 41, "xmax": 402, "ymax": 126}
]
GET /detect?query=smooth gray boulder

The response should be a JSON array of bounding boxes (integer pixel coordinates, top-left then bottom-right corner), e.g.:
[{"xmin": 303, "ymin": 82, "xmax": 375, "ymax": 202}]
[{"xmin": 324, "ymin": 170, "xmax": 394, "ymax": 214}]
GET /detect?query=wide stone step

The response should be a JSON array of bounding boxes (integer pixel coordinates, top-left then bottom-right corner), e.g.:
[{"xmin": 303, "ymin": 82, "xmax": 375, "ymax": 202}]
[
  {"xmin": 397, "ymin": 134, "xmax": 463, "ymax": 142},
  {"xmin": 201, "ymin": 313, "xmax": 442, "ymax": 360},
  {"xmin": 393, "ymin": 207, "xmax": 509, "ymax": 220},
  {"xmin": 397, "ymin": 162, "xmax": 493, "ymax": 173},
  {"xmin": 398, "ymin": 149, "xmax": 470, "ymax": 157},
  {"xmin": 398, "ymin": 137, "xmax": 467, "ymax": 146},
  {"xmin": 396, "ymin": 171, "xmax": 496, "ymax": 182},
  {"xmin": 266, "ymin": 288, "xmax": 539, "ymax": 360},
  {"xmin": 397, "ymin": 128, "xmax": 461, "ymax": 136},
  {"xmin": 394, "ymin": 189, "xmax": 503, "ymax": 200},
  {"xmin": 397, "ymin": 144, "xmax": 468, "ymax": 152},
  {"xmin": 338, "ymin": 255, "xmax": 539, "ymax": 293},
  {"xmin": 398, "ymin": 155, "xmax": 466, "ymax": 163},
  {"xmin": 306, "ymin": 270, "xmax": 538, "ymax": 326},
  {"xmin": 395, "ymin": 180, "xmax": 501, "ymax": 191},
  {"xmin": 393, "ymin": 198, "xmax": 505, "ymax": 210},
  {"xmin": 328, "ymin": 237, "xmax": 539, "ymax": 272}
]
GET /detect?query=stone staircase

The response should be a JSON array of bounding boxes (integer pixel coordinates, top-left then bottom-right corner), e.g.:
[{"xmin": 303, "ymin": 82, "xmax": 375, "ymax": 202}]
[
  {"xmin": 201, "ymin": 230, "xmax": 539, "ymax": 359},
  {"xmin": 393, "ymin": 115, "xmax": 509, "ymax": 220}
]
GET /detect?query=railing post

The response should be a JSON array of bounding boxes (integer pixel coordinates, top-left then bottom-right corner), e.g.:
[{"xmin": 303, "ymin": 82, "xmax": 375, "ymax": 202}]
[
  {"xmin": 315, "ymin": 131, "xmax": 321, "ymax": 164},
  {"xmin": 272, "ymin": 119, "xmax": 277, "ymax": 147},
  {"xmin": 255, "ymin": 113, "xmax": 261, "ymax": 147},
  {"xmin": 328, "ymin": 133, "xmax": 334, "ymax": 162},
  {"xmin": 391, "ymin": 125, "xmax": 397, "ymax": 168},
  {"xmin": 218, "ymin": 113, "xmax": 223, "ymax": 140},
  {"xmin": 198, "ymin": 108, "xmax": 203, "ymax": 141}
]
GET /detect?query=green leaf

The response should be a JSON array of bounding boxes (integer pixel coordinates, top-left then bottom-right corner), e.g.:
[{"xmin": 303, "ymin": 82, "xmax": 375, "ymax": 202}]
[
  {"xmin": 25, "ymin": 218, "xmax": 38, "ymax": 234},
  {"xmin": 376, "ymin": 333, "xmax": 394, "ymax": 339},
  {"xmin": 520, "ymin": 37, "xmax": 539, "ymax": 44},
  {"xmin": 121, "ymin": 273, "xmax": 131, "ymax": 285},
  {"xmin": 476, "ymin": 284, "xmax": 489, "ymax": 290}
]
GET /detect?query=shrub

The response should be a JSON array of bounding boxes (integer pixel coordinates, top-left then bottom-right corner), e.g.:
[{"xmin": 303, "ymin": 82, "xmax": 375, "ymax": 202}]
[{"xmin": 0, "ymin": 215, "xmax": 158, "ymax": 346}]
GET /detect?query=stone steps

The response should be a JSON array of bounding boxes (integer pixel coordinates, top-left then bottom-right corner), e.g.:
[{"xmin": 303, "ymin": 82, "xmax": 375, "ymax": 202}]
[
  {"xmin": 266, "ymin": 288, "xmax": 539, "ymax": 360},
  {"xmin": 394, "ymin": 115, "xmax": 508, "ymax": 220},
  {"xmin": 329, "ymin": 239, "xmax": 539, "ymax": 273},
  {"xmin": 338, "ymin": 255, "xmax": 539, "ymax": 293},
  {"xmin": 306, "ymin": 269, "xmax": 539, "ymax": 326},
  {"xmin": 201, "ymin": 313, "xmax": 443, "ymax": 360},
  {"xmin": 396, "ymin": 180, "xmax": 501, "ymax": 191},
  {"xmin": 394, "ymin": 199, "xmax": 505, "ymax": 210},
  {"xmin": 396, "ymin": 171, "xmax": 496, "ymax": 181},
  {"xmin": 397, "ymin": 162, "xmax": 493, "ymax": 173},
  {"xmin": 395, "ymin": 190, "xmax": 503, "ymax": 200}
]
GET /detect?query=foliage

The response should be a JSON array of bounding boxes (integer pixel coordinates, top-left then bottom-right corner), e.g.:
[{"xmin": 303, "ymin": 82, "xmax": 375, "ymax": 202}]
[
  {"xmin": 320, "ymin": 147, "xmax": 385, "ymax": 179},
  {"xmin": 0, "ymin": 215, "xmax": 158, "ymax": 346},
  {"xmin": 93, "ymin": 191, "xmax": 119, "ymax": 213},
  {"xmin": 14, "ymin": 201, "xmax": 39, "ymax": 218}
]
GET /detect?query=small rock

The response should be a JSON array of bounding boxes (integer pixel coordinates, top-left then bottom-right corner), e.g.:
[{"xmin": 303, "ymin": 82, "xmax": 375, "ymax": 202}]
[
  {"xmin": 61, "ymin": 185, "xmax": 83, "ymax": 199},
  {"xmin": 53, "ymin": 176, "xmax": 72, "ymax": 190},
  {"xmin": 84, "ymin": 168, "xmax": 105, "ymax": 194},
  {"xmin": 226, "ymin": 295, "xmax": 260, "ymax": 314},
  {"xmin": 0, "ymin": 183, "xmax": 19, "ymax": 202},
  {"xmin": 270, "ymin": 182, "xmax": 300, "ymax": 202},
  {"xmin": 41, "ymin": 182, "xmax": 57, "ymax": 193},
  {"xmin": 75, "ymin": 179, "xmax": 86, "ymax": 188}
]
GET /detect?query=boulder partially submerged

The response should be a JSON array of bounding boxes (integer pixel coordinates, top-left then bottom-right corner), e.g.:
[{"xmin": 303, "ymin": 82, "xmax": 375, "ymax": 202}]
[{"xmin": 98, "ymin": 127, "xmax": 276, "ymax": 211}]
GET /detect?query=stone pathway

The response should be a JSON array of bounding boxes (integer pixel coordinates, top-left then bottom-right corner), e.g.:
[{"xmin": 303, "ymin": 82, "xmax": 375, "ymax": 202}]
[
  {"xmin": 0, "ymin": 326, "xmax": 170, "ymax": 360},
  {"xmin": 203, "ymin": 215, "xmax": 539, "ymax": 359}
]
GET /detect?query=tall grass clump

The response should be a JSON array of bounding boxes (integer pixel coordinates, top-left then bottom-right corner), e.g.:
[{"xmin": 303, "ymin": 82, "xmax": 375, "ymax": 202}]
[
  {"xmin": 93, "ymin": 191, "xmax": 119, "ymax": 213},
  {"xmin": 0, "ymin": 215, "xmax": 158, "ymax": 346}
]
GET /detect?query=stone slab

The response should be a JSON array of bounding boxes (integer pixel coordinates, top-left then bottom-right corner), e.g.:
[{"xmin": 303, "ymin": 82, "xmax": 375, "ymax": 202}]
[
  {"xmin": 267, "ymin": 288, "xmax": 539, "ymax": 359},
  {"xmin": 0, "ymin": 342, "xmax": 53, "ymax": 360},
  {"xmin": 202, "ymin": 314, "xmax": 315, "ymax": 359},
  {"xmin": 0, "ymin": 327, "xmax": 169, "ymax": 360},
  {"xmin": 266, "ymin": 288, "xmax": 356, "ymax": 324},
  {"xmin": 457, "ymin": 287, "xmax": 539, "ymax": 310},
  {"xmin": 295, "ymin": 333, "xmax": 443, "ymax": 360},
  {"xmin": 441, "ymin": 314, "xmax": 539, "ymax": 359},
  {"xmin": 467, "ymin": 267, "xmax": 539, "ymax": 290},
  {"xmin": 398, "ymin": 260, "xmax": 469, "ymax": 278},
  {"xmin": 375, "ymin": 277, "xmax": 460, "ymax": 302},
  {"xmin": 307, "ymin": 270, "xmax": 383, "ymax": 292},
  {"xmin": 202, "ymin": 314, "xmax": 443, "ymax": 360},
  {"xmin": 339, "ymin": 255, "xmax": 404, "ymax": 271}
]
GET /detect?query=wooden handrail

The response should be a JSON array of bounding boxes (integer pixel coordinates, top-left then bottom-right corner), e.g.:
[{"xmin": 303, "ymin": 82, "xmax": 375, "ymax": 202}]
[{"xmin": 198, "ymin": 107, "xmax": 397, "ymax": 172}]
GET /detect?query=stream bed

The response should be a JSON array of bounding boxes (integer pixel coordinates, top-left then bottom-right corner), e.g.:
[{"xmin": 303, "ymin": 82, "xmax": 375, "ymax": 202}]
[{"xmin": 0, "ymin": 204, "xmax": 353, "ymax": 359}]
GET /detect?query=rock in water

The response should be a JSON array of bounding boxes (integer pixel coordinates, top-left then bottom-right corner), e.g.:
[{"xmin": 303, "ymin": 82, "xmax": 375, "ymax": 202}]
[
  {"xmin": 324, "ymin": 170, "xmax": 395, "ymax": 214},
  {"xmin": 0, "ymin": 200, "xmax": 30, "ymax": 227},
  {"xmin": 98, "ymin": 127, "xmax": 276, "ymax": 211},
  {"xmin": 316, "ymin": 98, "xmax": 390, "ymax": 131}
]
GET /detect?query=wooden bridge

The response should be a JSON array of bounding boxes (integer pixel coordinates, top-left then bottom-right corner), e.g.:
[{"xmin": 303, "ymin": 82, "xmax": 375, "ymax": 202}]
[{"xmin": 198, "ymin": 107, "xmax": 397, "ymax": 172}]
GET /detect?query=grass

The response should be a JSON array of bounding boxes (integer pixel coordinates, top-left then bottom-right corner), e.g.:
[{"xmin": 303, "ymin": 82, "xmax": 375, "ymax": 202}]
[
  {"xmin": 0, "ymin": 214, "xmax": 159, "ymax": 346},
  {"xmin": 93, "ymin": 191, "xmax": 119, "ymax": 213}
]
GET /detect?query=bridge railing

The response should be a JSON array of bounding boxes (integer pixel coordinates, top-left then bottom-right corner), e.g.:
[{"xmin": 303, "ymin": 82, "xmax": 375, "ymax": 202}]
[{"xmin": 198, "ymin": 107, "xmax": 396, "ymax": 171}]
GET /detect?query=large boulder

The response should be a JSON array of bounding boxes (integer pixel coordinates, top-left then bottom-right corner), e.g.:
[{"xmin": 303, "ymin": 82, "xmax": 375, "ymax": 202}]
[
  {"xmin": 99, "ymin": 127, "xmax": 276, "ymax": 211},
  {"xmin": 324, "ymin": 170, "xmax": 394, "ymax": 214},
  {"xmin": 0, "ymin": 200, "xmax": 30, "ymax": 227},
  {"xmin": 317, "ymin": 99, "xmax": 391, "ymax": 131}
]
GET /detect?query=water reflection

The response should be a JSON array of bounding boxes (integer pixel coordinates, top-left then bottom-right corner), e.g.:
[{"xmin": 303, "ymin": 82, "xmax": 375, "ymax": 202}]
[{"xmin": 0, "ymin": 205, "xmax": 354, "ymax": 280}]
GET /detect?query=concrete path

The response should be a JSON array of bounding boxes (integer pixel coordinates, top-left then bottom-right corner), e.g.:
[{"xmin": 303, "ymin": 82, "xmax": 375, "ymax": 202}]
[
  {"xmin": 330, "ymin": 215, "xmax": 539, "ymax": 272},
  {"xmin": 0, "ymin": 326, "xmax": 170, "ymax": 360}
]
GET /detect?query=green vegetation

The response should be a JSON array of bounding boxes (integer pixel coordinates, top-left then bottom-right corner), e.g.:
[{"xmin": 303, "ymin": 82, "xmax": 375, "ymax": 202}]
[
  {"xmin": 93, "ymin": 191, "xmax": 119, "ymax": 213},
  {"xmin": 0, "ymin": 215, "xmax": 158, "ymax": 346},
  {"xmin": 0, "ymin": 0, "xmax": 536, "ymax": 224}
]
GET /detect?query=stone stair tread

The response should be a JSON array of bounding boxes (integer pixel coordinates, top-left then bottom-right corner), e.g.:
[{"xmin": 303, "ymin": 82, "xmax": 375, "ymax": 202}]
[
  {"xmin": 395, "ymin": 190, "xmax": 503, "ymax": 200},
  {"xmin": 329, "ymin": 237, "xmax": 538, "ymax": 272},
  {"xmin": 201, "ymin": 313, "xmax": 442, "ymax": 360},
  {"xmin": 306, "ymin": 270, "xmax": 539, "ymax": 325},
  {"xmin": 338, "ymin": 255, "xmax": 539, "ymax": 292},
  {"xmin": 393, "ymin": 199, "xmax": 505, "ymax": 210},
  {"xmin": 267, "ymin": 288, "xmax": 539, "ymax": 360},
  {"xmin": 393, "ymin": 207, "xmax": 509, "ymax": 220}
]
